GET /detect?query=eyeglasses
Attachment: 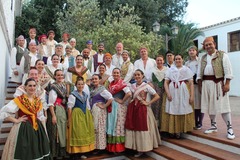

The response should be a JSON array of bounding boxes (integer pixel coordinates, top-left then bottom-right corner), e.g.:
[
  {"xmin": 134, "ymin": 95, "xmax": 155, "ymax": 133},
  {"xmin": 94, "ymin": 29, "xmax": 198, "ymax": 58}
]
[{"xmin": 167, "ymin": 55, "xmax": 173, "ymax": 57}]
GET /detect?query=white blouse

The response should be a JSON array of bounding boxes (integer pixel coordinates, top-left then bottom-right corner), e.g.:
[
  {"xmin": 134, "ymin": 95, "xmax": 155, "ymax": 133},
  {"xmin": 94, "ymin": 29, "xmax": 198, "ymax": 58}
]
[
  {"xmin": 67, "ymin": 93, "xmax": 91, "ymax": 109},
  {"xmin": 14, "ymin": 85, "xmax": 48, "ymax": 110},
  {"xmin": 0, "ymin": 100, "xmax": 46, "ymax": 121}
]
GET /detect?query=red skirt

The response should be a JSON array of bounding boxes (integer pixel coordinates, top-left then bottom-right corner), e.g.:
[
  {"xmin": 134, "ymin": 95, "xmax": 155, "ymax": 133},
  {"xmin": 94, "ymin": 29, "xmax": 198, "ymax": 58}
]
[{"xmin": 125, "ymin": 101, "xmax": 148, "ymax": 131}]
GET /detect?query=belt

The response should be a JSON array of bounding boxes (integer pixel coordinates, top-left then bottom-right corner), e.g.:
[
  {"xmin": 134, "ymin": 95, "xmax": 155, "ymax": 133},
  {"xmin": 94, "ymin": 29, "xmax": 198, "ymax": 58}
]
[
  {"xmin": 203, "ymin": 75, "xmax": 224, "ymax": 99},
  {"xmin": 203, "ymin": 75, "xmax": 224, "ymax": 83}
]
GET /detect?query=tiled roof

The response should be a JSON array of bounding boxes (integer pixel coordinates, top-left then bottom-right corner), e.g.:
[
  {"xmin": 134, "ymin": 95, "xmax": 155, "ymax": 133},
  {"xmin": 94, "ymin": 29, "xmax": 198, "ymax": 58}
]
[{"xmin": 200, "ymin": 16, "xmax": 240, "ymax": 30}]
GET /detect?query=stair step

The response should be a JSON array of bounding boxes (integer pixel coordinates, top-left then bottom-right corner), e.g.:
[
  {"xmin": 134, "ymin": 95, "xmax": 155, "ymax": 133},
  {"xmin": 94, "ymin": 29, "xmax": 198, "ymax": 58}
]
[
  {"xmin": 183, "ymin": 132, "xmax": 240, "ymax": 155},
  {"xmin": 126, "ymin": 154, "xmax": 155, "ymax": 160},
  {"xmin": 86, "ymin": 152, "xmax": 127, "ymax": 160},
  {"xmin": 2, "ymin": 120, "xmax": 13, "ymax": 124},
  {"xmin": 153, "ymin": 145, "xmax": 198, "ymax": 160},
  {"xmin": 6, "ymin": 94, "xmax": 14, "ymax": 98},
  {"xmin": 0, "ymin": 127, "xmax": 11, "ymax": 134},
  {"xmin": 188, "ymin": 129, "xmax": 240, "ymax": 148},
  {"xmin": 6, "ymin": 91, "xmax": 15, "ymax": 94},
  {"xmin": 5, "ymin": 97, "xmax": 14, "ymax": 100},
  {"xmin": 0, "ymin": 138, "xmax": 7, "ymax": 145},
  {"xmin": 163, "ymin": 138, "xmax": 240, "ymax": 160},
  {"xmin": 6, "ymin": 88, "xmax": 17, "ymax": 92},
  {"xmin": 7, "ymin": 85, "xmax": 18, "ymax": 89}
]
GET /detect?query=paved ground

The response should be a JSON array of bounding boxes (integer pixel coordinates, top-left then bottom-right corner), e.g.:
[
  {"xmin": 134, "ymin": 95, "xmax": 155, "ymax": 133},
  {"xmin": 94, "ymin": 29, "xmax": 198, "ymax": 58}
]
[{"xmin": 229, "ymin": 96, "xmax": 240, "ymax": 115}]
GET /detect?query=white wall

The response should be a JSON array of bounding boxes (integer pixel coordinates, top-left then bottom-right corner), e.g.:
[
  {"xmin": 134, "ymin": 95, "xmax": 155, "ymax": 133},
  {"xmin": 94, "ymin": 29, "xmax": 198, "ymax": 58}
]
[
  {"xmin": 196, "ymin": 19, "xmax": 240, "ymax": 96},
  {"xmin": 0, "ymin": 0, "xmax": 21, "ymax": 107},
  {"xmin": 0, "ymin": 25, "xmax": 9, "ymax": 107}
]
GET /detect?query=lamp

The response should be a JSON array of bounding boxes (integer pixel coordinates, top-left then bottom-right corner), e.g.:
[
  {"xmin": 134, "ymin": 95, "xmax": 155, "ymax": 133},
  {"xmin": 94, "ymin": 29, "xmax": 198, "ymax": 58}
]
[
  {"xmin": 152, "ymin": 21, "xmax": 160, "ymax": 33},
  {"xmin": 152, "ymin": 22, "xmax": 179, "ymax": 51},
  {"xmin": 171, "ymin": 25, "xmax": 179, "ymax": 35}
]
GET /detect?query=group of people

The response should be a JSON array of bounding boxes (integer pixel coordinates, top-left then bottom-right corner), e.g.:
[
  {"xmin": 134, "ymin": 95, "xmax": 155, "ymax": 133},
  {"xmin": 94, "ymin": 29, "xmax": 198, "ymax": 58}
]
[{"xmin": 0, "ymin": 27, "xmax": 236, "ymax": 159}]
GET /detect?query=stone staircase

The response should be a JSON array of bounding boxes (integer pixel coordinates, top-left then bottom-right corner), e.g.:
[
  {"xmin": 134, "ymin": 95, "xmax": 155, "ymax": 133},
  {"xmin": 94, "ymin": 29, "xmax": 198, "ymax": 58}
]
[{"xmin": 0, "ymin": 81, "xmax": 240, "ymax": 159}]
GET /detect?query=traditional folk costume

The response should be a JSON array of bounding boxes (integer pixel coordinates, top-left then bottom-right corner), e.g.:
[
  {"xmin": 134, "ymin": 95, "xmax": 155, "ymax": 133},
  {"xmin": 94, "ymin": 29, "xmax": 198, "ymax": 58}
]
[
  {"xmin": 66, "ymin": 66, "xmax": 91, "ymax": 84},
  {"xmin": 112, "ymin": 53, "xmax": 123, "ymax": 69},
  {"xmin": 38, "ymin": 69, "xmax": 52, "ymax": 90},
  {"xmin": 125, "ymin": 82, "xmax": 161, "ymax": 152},
  {"xmin": 185, "ymin": 57, "xmax": 203, "ymax": 129},
  {"xmin": 93, "ymin": 53, "xmax": 105, "ymax": 72},
  {"xmin": 134, "ymin": 58, "xmax": 156, "ymax": 82},
  {"xmin": 71, "ymin": 48, "xmax": 80, "ymax": 57},
  {"xmin": 10, "ymin": 45, "xmax": 28, "ymax": 83},
  {"xmin": 197, "ymin": 50, "xmax": 235, "ymax": 139},
  {"xmin": 107, "ymin": 79, "xmax": 130, "ymax": 152},
  {"xmin": 90, "ymin": 86, "xmax": 113, "ymax": 150},
  {"xmin": 20, "ymin": 51, "xmax": 42, "ymax": 84},
  {"xmin": 45, "ymin": 64, "xmax": 63, "ymax": 83},
  {"xmin": 46, "ymin": 39, "xmax": 57, "ymax": 56},
  {"xmin": 38, "ymin": 43, "xmax": 52, "ymax": 64},
  {"xmin": 46, "ymin": 56, "xmax": 68, "ymax": 71},
  {"xmin": 47, "ymin": 82, "xmax": 68, "ymax": 158},
  {"xmin": 65, "ymin": 66, "xmax": 91, "ymax": 94},
  {"xmin": 65, "ymin": 54, "xmax": 75, "ymax": 68},
  {"xmin": 67, "ymin": 90, "xmax": 95, "ymax": 153},
  {"xmin": 121, "ymin": 59, "xmax": 134, "ymax": 83},
  {"xmin": 14, "ymin": 84, "xmax": 48, "ymax": 111},
  {"xmin": 99, "ymin": 73, "xmax": 110, "ymax": 88},
  {"xmin": 25, "ymin": 38, "xmax": 39, "ymax": 49},
  {"xmin": 161, "ymin": 66, "xmax": 195, "ymax": 134},
  {"xmin": 150, "ymin": 66, "xmax": 168, "ymax": 125},
  {"xmin": 38, "ymin": 34, "xmax": 52, "ymax": 64},
  {"xmin": 95, "ymin": 63, "xmax": 116, "ymax": 76},
  {"xmin": 0, "ymin": 95, "xmax": 50, "ymax": 160},
  {"xmin": 197, "ymin": 51, "xmax": 233, "ymax": 114},
  {"xmin": 83, "ymin": 58, "xmax": 94, "ymax": 74}
]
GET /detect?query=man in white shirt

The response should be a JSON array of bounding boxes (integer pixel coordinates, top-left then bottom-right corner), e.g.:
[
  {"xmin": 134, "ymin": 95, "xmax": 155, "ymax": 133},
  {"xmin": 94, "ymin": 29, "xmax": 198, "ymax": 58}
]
[
  {"xmin": 134, "ymin": 47, "xmax": 156, "ymax": 82},
  {"xmin": 197, "ymin": 37, "xmax": 235, "ymax": 140},
  {"xmin": 82, "ymin": 48, "xmax": 94, "ymax": 74},
  {"xmin": 38, "ymin": 34, "xmax": 52, "ymax": 64},
  {"xmin": 70, "ymin": 38, "xmax": 80, "ymax": 57},
  {"xmin": 46, "ymin": 30, "xmax": 58, "ymax": 55},
  {"xmin": 185, "ymin": 46, "xmax": 203, "ymax": 130},
  {"xmin": 59, "ymin": 32, "xmax": 70, "ymax": 52},
  {"xmin": 86, "ymin": 40, "xmax": 97, "ymax": 58},
  {"xmin": 120, "ymin": 50, "xmax": 134, "ymax": 83},
  {"xmin": 47, "ymin": 44, "xmax": 68, "ymax": 71},
  {"xmin": 20, "ymin": 41, "xmax": 42, "ymax": 84},
  {"xmin": 93, "ymin": 43, "xmax": 105, "ymax": 72},
  {"xmin": 10, "ymin": 35, "xmax": 28, "ymax": 84},
  {"xmin": 112, "ymin": 42, "xmax": 124, "ymax": 68}
]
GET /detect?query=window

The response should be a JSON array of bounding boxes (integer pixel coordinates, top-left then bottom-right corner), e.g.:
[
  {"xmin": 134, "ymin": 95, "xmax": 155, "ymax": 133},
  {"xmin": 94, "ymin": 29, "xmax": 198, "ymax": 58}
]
[
  {"xmin": 212, "ymin": 35, "xmax": 218, "ymax": 50},
  {"xmin": 193, "ymin": 40, "xmax": 198, "ymax": 49},
  {"xmin": 229, "ymin": 30, "xmax": 240, "ymax": 52}
]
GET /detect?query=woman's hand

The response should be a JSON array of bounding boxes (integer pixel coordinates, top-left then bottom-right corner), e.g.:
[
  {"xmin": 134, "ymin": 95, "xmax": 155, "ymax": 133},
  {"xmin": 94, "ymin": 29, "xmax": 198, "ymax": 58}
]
[
  {"xmin": 115, "ymin": 98, "xmax": 123, "ymax": 104},
  {"xmin": 16, "ymin": 115, "xmax": 28, "ymax": 123},
  {"xmin": 52, "ymin": 115, "xmax": 57, "ymax": 125},
  {"xmin": 140, "ymin": 100, "xmax": 149, "ymax": 106},
  {"xmin": 96, "ymin": 103, "xmax": 105, "ymax": 109},
  {"xmin": 67, "ymin": 120, "xmax": 71, "ymax": 128},
  {"xmin": 189, "ymin": 96, "xmax": 194, "ymax": 105},
  {"xmin": 167, "ymin": 94, "xmax": 172, "ymax": 101}
]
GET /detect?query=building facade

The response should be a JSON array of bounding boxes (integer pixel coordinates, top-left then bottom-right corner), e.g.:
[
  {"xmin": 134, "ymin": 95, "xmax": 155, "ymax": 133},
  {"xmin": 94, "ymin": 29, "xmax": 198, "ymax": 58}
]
[
  {"xmin": 195, "ymin": 17, "xmax": 240, "ymax": 96},
  {"xmin": 0, "ymin": 0, "xmax": 22, "ymax": 106}
]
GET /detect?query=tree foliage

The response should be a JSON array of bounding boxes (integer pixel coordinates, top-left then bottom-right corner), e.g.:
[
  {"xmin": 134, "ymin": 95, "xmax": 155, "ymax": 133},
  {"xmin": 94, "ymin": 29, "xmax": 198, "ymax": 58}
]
[
  {"xmin": 98, "ymin": 0, "xmax": 188, "ymax": 33},
  {"xmin": 15, "ymin": 0, "xmax": 66, "ymax": 40},
  {"xmin": 56, "ymin": 1, "xmax": 163, "ymax": 60},
  {"xmin": 171, "ymin": 23, "xmax": 204, "ymax": 57}
]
